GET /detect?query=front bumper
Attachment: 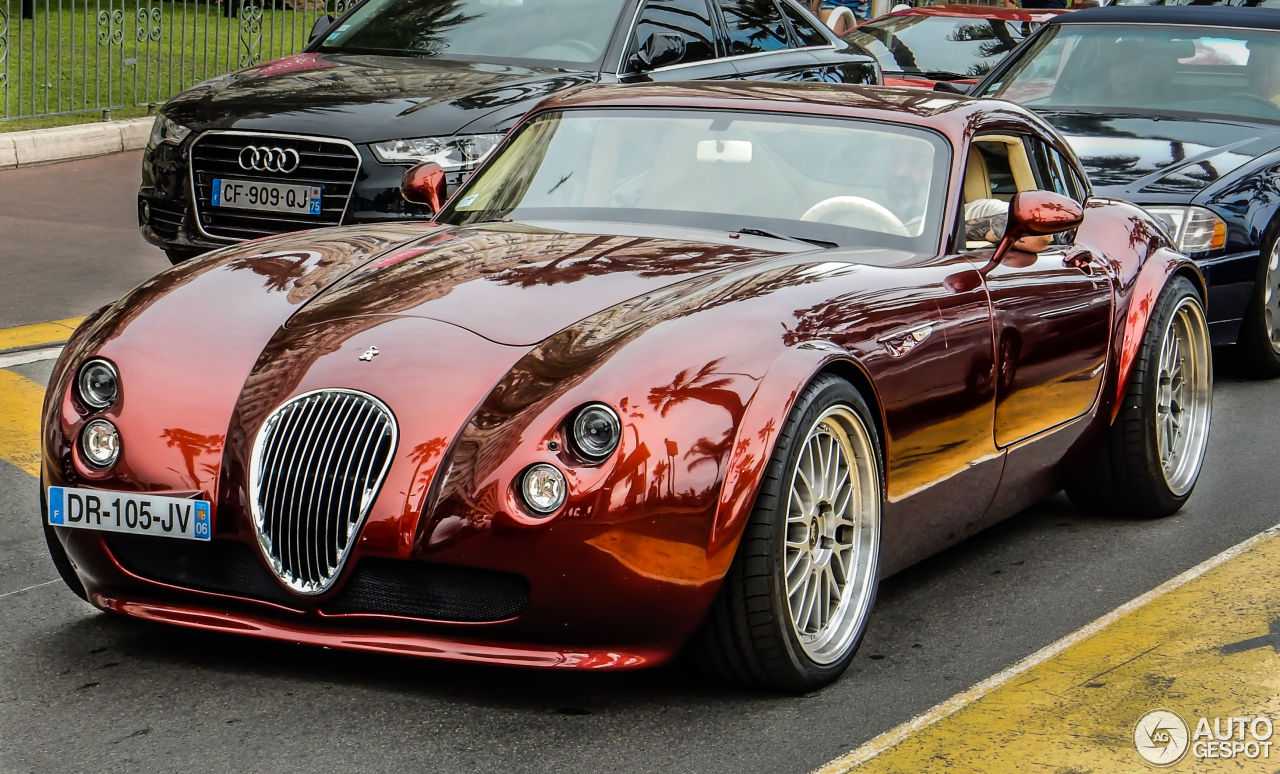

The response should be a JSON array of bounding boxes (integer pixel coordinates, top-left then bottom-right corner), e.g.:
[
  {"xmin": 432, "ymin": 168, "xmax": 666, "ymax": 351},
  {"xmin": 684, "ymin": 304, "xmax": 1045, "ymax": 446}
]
[
  {"xmin": 1194, "ymin": 248, "xmax": 1260, "ymax": 347},
  {"xmin": 138, "ymin": 138, "xmax": 467, "ymax": 256}
]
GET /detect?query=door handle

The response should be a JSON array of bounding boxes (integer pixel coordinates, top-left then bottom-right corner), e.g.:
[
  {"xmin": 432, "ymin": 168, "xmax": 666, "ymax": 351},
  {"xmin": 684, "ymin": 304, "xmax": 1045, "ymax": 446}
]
[{"xmin": 1063, "ymin": 249, "xmax": 1097, "ymax": 274}]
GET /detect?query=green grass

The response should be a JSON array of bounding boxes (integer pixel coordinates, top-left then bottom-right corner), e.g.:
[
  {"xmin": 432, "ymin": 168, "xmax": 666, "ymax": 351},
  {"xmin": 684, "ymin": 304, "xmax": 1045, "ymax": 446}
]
[{"xmin": 1, "ymin": 0, "xmax": 326, "ymax": 128}]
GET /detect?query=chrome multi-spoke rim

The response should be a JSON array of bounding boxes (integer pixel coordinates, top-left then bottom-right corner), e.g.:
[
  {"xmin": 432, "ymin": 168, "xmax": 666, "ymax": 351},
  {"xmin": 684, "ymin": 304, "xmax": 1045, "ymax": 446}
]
[
  {"xmin": 1264, "ymin": 239, "xmax": 1280, "ymax": 354},
  {"xmin": 783, "ymin": 406, "xmax": 880, "ymax": 664},
  {"xmin": 1156, "ymin": 297, "xmax": 1212, "ymax": 497}
]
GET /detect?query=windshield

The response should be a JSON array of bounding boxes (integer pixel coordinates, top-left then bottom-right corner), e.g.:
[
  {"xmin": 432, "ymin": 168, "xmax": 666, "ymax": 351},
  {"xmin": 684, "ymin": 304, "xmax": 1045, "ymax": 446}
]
[
  {"xmin": 440, "ymin": 109, "xmax": 951, "ymax": 253},
  {"xmin": 978, "ymin": 23, "xmax": 1280, "ymax": 123},
  {"xmin": 843, "ymin": 15, "xmax": 1043, "ymax": 79},
  {"xmin": 317, "ymin": 0, "xmax": 628, "ymax": 66}
]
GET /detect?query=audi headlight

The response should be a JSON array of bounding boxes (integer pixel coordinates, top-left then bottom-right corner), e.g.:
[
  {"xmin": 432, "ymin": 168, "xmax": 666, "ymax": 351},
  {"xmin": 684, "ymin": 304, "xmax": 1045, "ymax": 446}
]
[
  {"xmin": 371, "ymin": 134, "xmax": 502, "ymax": 170},
  {"xmin": 520, "ymin": 464, "xmax": 567, "ymax": 515},
  {"xmin": 1145, "ymin": 206, "xmax": 1227, "ymax": 254},
  {"xmin": 81, "ymin": 419, "xmax": 121, "ymax": 468},
  {"xmin": 570, "ymin": 403, "xmax": 621, "ymax": 461},
  {"xmin": 148, "ymin": 114, "xmax": 192, "ymax": 149},
  {"xmin": 77, "ymin": 358, "xmax": 119, "ymax": 410}
]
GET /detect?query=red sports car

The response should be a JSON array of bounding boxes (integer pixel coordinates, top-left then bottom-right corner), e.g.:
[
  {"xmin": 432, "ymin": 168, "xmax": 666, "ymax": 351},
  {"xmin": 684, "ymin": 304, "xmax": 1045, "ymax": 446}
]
[
  {"xmin": 42, "ymin": 83, "xmax": 1211, "ymax": 691},
  {"xmin": 843, "ymin": 5, "xmax": 1067, "ymax": 89}
]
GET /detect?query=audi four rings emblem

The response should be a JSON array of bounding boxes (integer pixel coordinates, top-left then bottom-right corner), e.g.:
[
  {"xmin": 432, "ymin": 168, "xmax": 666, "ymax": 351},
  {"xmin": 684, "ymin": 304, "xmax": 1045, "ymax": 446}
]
[{"xmin": 237, "ymin": 146, "xmax": 301, "ymax": 174}]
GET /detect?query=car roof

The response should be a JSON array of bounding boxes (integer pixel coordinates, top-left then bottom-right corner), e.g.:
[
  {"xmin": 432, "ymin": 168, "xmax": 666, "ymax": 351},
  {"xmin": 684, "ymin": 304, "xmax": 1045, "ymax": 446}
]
[
  {"xmin": 868, "ymin": 4, "xmax": 1065, "ymax": 22},
  {"xmin": 1052, "ymin": 4, "xmax": 1280, "ymax": 27},
  {"xmin": 536, "ymin": 82, "xmax": 1048, "ymax": 145}
]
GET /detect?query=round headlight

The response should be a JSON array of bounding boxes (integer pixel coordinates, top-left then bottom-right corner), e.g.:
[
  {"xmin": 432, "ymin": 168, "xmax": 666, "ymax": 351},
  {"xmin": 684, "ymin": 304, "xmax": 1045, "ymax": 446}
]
[
  {"xmin": 77, "ymin": 359, "xmax": 119, "ymax": 410},
  {"xmin": 521, "ymin": 463, "xmax": 566, "ymax": 515},
  {"xmin": 81, "ymin": 419, "xmax": 121, "ymax": 468},
  {"xmin": 570, "ymin": 403, "xmax": 621, "ymax": 460}
]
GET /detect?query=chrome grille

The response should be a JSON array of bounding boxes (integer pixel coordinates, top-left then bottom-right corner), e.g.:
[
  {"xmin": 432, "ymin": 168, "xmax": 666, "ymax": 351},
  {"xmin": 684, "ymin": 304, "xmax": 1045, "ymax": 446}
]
[
  {"xmin": 189, "ymin": 131, "xmax": 361, "ymax": 242},
  {"xmin": 250, "ymin": 389, "xmax": 397, "ymax": 595}
]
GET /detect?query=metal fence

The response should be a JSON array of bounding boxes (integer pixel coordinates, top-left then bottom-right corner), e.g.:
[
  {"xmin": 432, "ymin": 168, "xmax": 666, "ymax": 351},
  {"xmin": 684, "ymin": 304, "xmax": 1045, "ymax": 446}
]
[{"xmin": 0, "ymin": 0, "xmax": 350, "ymax": 121}]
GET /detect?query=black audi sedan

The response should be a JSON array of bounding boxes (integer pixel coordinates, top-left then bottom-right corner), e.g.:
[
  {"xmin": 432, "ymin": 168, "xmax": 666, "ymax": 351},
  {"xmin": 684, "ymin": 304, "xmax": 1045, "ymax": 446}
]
[
  {"xmin": 972, "ymin": 6, "xmax": 1280, "ymax": 375},
  {"xmin": 139, "ymin": 0, "xmax": 878, "ymax": 264}
]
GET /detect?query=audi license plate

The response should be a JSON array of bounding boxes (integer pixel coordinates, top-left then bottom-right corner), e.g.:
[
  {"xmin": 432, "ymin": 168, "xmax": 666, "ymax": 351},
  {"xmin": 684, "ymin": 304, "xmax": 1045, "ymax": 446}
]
[
  {"xmin": 47, "ymin": 486, "xmax": 212, "ymax": 541},
  {"xmin": 211, "ymin": 177, "xmax": 322, "ymax": 216}
]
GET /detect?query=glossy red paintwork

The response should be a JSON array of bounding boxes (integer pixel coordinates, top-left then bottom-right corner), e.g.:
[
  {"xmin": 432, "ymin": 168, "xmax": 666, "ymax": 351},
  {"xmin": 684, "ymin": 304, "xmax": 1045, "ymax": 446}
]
[{"xmin": 42, "ymin": 83, "xmax": 1201, "ymax": 670}]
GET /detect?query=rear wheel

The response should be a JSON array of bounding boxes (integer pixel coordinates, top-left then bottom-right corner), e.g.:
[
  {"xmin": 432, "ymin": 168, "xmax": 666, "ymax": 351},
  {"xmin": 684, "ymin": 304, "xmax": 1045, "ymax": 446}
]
[
  {"xmin": 1067, "ymin": 276, "xmax": 1212, "ymax": 517},
  {"xmin": 690, "ymin": 374, "xmax": 882, "ymax": 691},
  {"xmin": 1234, "ymin": 230, "xmax": 1280, "ymax": 378}
]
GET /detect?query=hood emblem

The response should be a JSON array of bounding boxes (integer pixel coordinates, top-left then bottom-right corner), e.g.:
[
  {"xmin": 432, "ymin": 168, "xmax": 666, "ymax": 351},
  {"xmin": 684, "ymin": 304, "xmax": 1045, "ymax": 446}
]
[{"xmin": 359, "ymin": 346, "xmax": 379, "ymax": 362}]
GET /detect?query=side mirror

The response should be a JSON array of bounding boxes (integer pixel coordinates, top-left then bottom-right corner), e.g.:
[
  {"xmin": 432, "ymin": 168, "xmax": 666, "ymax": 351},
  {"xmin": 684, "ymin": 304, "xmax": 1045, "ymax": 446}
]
[
  {"xmin": 992, "ymin": 190, "xmax": 1084, "ymax": 264},
  {"xmin": 401, "ymin": 161, "xmax": 448, "ymax": 216},
  {"xmin": 309, "ymin": 15, "xmax": 335, "ymax": 44},
  {"xmin": 630, "ymin": 32, "xmax": 686, "ymax": 72},
  {"xmin": 933, "ymin": 81, "xmax": 972, "ymax": 95}
]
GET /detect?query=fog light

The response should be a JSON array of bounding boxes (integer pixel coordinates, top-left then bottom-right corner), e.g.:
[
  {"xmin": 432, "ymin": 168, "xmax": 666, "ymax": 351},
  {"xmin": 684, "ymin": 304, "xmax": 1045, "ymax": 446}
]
[
  {"xmin": 81, "ymin": 419, "xmax": 121, "ymax": 468},
  {"xmin": 139, "ymin": 201, "xmax": 151, "ymax": 223},
  {"xmin": 77, "ymin": 358, "xmax": 119, "ymax": 410},
  {"xmin": 521, "ymin": 463, "xmax": 566, "ymax": 515}
]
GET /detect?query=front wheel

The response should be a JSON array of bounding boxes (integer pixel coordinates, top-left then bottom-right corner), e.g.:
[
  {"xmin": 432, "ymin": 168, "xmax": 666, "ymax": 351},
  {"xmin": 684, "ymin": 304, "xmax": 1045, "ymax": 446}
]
[
  {"xmin": 690, "ymin": 374, "xmax": 882, "ymax": 691},
  {"xmin": 1067, "ymin": 276, "xmax": 1212, "ymax": 517}
]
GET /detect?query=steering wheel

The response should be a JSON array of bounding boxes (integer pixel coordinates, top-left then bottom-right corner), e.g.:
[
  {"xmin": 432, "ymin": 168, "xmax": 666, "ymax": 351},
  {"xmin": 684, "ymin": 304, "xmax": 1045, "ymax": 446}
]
[
  {"xmin": 1221, "ymin": 92, "xmax": 1280, "ymax": 117},
  {"xmin": 800, "ymin": 196, "xmax": 911, "ymax": 237}
]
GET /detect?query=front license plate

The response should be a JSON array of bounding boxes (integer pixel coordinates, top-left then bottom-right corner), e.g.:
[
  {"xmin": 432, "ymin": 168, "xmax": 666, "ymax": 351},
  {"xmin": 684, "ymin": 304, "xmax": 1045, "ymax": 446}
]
[
  {"xmin": 47, "ymin": 486, "xmax": 211, "ymax": 541},
  {"xmin": 211, "ymin": 177, "xmax": 322, "ymax": 216}
]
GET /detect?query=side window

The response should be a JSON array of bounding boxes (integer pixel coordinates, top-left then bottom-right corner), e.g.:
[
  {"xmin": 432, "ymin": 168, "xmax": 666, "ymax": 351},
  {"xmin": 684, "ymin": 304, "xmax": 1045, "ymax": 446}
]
[
  {"xmin": 629, "ymin": 0, "xmax": 719, "ymax": 68},
  {"xmin": 719, "ymin": 0, "xmax": 792, "ymax": 56},
  {"xmin": 1027, "ymin": 138, "xmax": 1087, "ymax": 202},
  {"xmin": 778, "ymin": 0, "xmax": 828, "ymax": 48}
]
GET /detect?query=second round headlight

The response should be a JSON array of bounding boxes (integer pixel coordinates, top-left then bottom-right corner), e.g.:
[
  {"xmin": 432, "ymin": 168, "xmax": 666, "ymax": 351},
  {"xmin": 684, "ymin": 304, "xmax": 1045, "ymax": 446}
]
[
  {"xmin": 570, "ymin": 403, "xmax": 621, "ymax": 460},
  {"xmin": 77, "ymin": 358, "xmax": 119, "ymax": 410},
  {"xmin": 81, "ymin": 418, "xmax": 121, "ymax": 468}
]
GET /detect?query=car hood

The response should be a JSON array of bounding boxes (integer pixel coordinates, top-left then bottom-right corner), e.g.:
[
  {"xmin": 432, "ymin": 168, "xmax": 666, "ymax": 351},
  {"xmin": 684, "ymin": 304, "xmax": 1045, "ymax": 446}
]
[
  {"xmin": 1042, "ymin": 112, "xmax": 1280, "ymax": 199},
  {"xmin": 290, "ymin": 223, "xmax": 798, "ymax": 346},
  {"xmin": 161, "ymin": 53, "xmax": 598, "ymax": 143}
]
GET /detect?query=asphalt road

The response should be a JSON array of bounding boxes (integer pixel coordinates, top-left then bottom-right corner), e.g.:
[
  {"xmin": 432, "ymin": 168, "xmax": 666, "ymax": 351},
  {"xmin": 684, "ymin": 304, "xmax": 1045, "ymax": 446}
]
[{"xmin": 3, "ymin": 153, "xmax": 1280, "ymax": 774}]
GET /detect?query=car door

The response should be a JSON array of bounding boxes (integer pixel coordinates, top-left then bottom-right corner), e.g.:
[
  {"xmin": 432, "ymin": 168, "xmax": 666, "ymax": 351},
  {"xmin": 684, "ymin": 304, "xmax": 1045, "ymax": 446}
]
[
  {"xmin": 717, "ymin": 0, "xmax": 827, "ymax": 82},
  {"xmin": 617, "ymin": 0, "xmax": 740, "ymax": 83},
  {"xmin": 967, "ymin": 134, "xmax": 1113, "ymax": 448}
]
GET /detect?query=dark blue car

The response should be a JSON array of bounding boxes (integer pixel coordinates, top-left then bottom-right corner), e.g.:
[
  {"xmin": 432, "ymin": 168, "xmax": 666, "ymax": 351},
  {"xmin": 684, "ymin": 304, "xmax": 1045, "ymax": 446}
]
[{"xmin": 972, "ymin": 6, "xmax": 1280, "ymax": 375}]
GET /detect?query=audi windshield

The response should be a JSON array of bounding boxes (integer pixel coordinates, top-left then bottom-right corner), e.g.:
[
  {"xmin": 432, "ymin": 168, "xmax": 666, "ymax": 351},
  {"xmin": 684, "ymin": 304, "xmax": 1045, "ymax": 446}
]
[
  {"xmin": 317, "ymin": 0, "xmax": 629, "ymax": 66},
  {"xmin": 976, "ymin": 24, "xmax": 1280, "ymax": 123},
  {"xmin": 440, "ymin": 109, "xmax": 952, "ymax": 253},
  {"xmin": 844, "ymin": 14, "xmax": 1044, "ymax": 80}
]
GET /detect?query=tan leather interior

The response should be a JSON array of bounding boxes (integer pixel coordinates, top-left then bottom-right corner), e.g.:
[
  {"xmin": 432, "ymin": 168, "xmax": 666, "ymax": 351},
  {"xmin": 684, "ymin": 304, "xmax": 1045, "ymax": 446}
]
[{"xmin": 964, "ymin": 151, "xmax": 991, "ymax": 204}]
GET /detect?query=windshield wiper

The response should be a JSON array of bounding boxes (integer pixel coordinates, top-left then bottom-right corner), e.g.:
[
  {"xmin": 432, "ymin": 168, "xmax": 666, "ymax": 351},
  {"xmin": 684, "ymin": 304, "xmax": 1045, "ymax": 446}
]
[{"xmin": 736, "ymin": 228, "xmax": 836, "ymax": 248}]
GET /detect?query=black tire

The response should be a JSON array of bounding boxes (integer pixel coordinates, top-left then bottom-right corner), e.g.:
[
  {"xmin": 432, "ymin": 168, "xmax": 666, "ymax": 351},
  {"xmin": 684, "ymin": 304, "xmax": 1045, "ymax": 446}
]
[
  {"xmin": 689, "ymin": 374, "xmax": 883, "ymax": 692},
  {"xmin": 164, "ymin": 248, "xmax": 202, "ymax": 266},
  {"xmin": 40, "ymin": 484, "xmax": 88, "ymax": 602},
  {"xmin": 1067, "ymin": 276, "xmax": 1212, "ymax": 518},
  {"xmin": 1233, "ymin": 228, "xmax": 1280, "ymax": 379}
]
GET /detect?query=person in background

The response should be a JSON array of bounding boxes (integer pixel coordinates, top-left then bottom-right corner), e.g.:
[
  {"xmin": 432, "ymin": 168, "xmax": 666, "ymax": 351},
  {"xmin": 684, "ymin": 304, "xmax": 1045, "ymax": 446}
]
[
  {"xmin": 1246, "ymin": 38, "xmax": 1280, "ymax": 109},
  {"xmin": 810, "ymin": 0, "xmax": 864, "ymax": 34}
]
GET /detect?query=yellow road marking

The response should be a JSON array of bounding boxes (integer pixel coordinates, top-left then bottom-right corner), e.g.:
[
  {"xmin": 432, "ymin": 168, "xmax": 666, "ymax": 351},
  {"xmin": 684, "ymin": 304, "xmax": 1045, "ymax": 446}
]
[
  {"xmin": 0, "ymin": 317, "xmax": 84, "ymax": 352},
  {"xmin": 0, "ymin": 369, "xmax": 46, "ymax": 476},
  {"xmin": 816, "ymin": 524, "xmax": 1280, "ymax": 773}
]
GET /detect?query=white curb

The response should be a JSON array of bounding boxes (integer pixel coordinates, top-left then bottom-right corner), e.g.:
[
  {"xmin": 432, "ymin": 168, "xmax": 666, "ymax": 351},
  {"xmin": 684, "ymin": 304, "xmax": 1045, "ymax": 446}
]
[{"xmin": 0, "ymin": 116, "xmax": 153, "ymax": 170}]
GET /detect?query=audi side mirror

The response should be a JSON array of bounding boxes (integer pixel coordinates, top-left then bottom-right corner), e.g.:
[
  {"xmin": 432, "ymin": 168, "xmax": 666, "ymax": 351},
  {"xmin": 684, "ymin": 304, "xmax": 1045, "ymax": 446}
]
[
  {"xmin": 991, "ymin": 190, "xmax": 1084, "ymax": 265},
  {"xmin": 309, "ymin": 15, "xmax": 335, "ymax": 44},
  {"xmin": 401, "ymin": 161, "xmax": 448, "ymax": 216},
  {"xmin": 933, "ymin": 81, "xmax": 972, "ymax": 95},
  {"xmin": 630, "ymin": 32, "xmax": 686, "ymax": 72}
]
